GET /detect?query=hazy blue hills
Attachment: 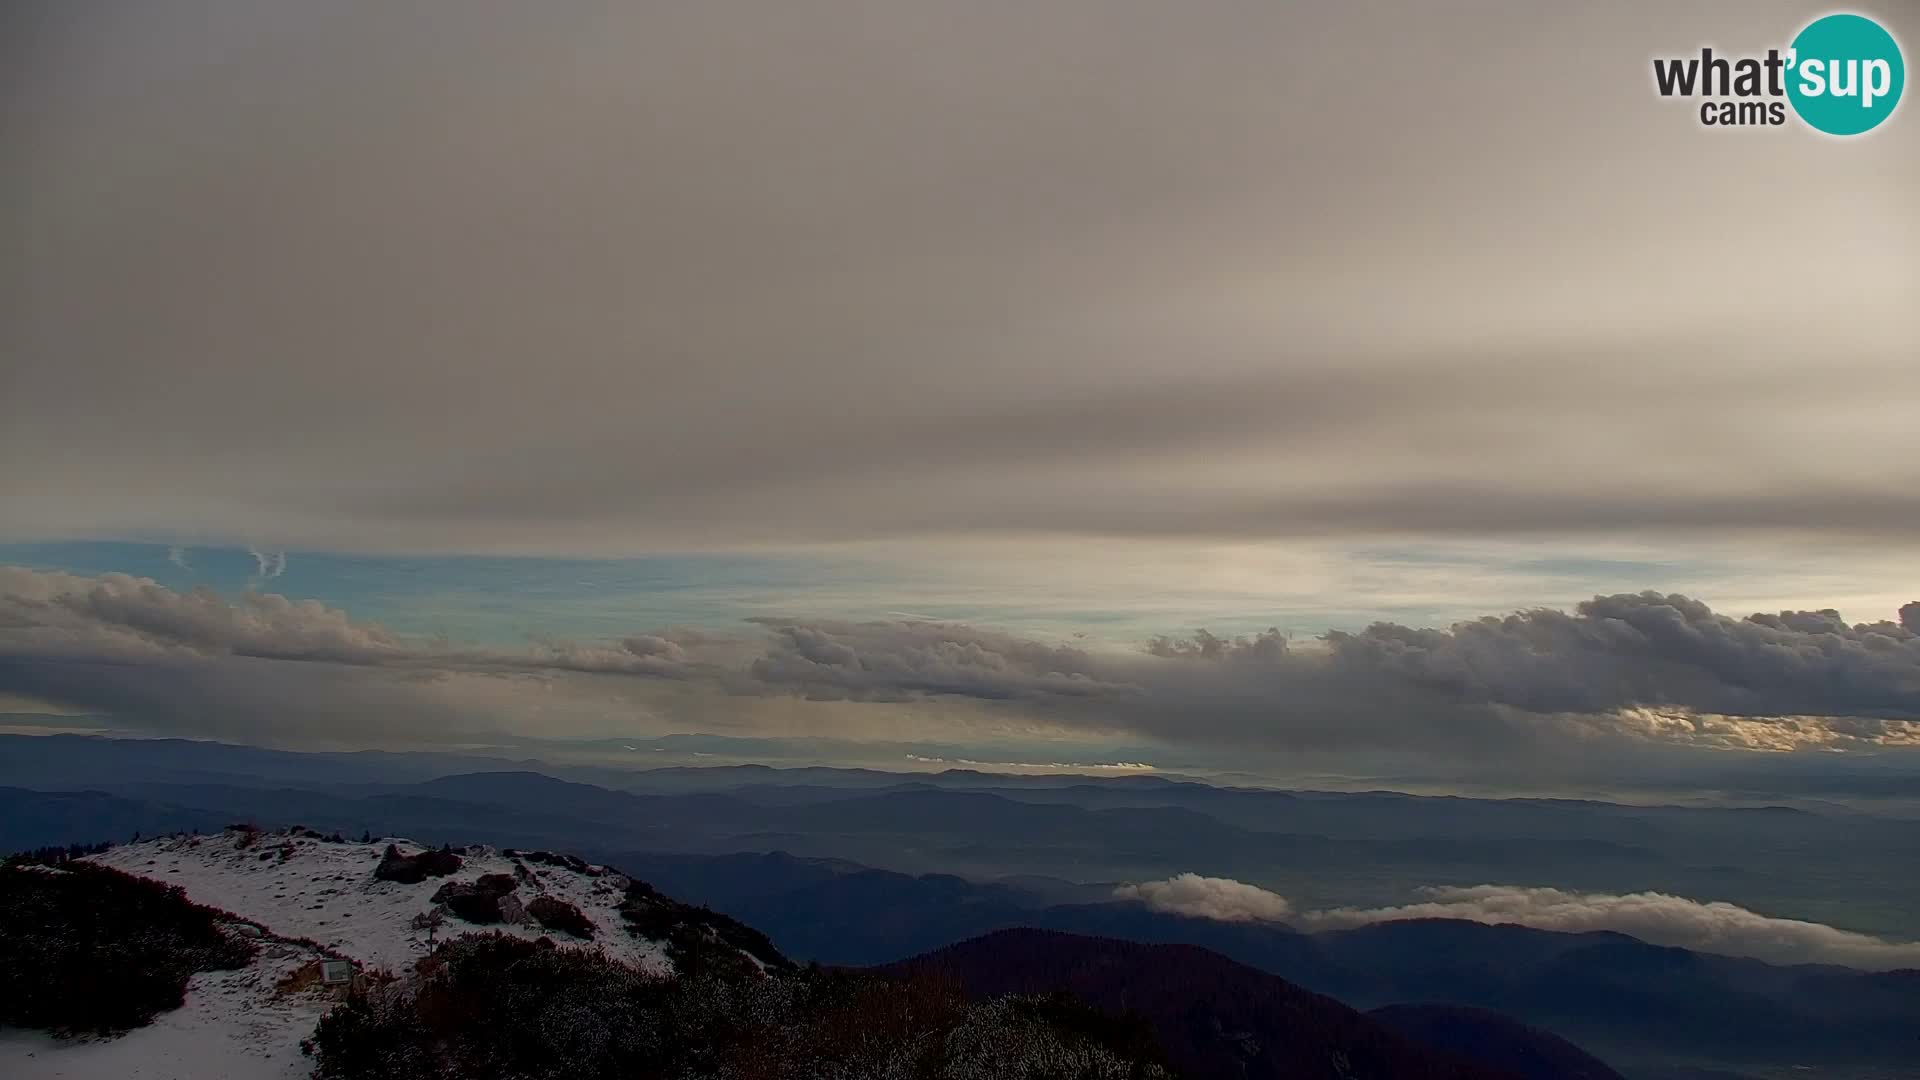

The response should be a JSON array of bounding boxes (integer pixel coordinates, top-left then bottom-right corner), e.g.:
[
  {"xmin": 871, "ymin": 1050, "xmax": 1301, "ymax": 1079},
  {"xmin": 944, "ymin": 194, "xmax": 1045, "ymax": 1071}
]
[
  {"xmin": 883, "ymin": 928, "xmax": 1516, "ymax": 1080},
  {"xmin": 5, "ymin": 734, "xmax": 1917, "ymax": 1075}
]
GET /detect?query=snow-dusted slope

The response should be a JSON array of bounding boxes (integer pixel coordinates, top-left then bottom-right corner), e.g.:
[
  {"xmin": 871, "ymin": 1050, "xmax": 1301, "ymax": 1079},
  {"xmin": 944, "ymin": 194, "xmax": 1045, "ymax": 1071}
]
[
  {"xmin": 91, "ymin": 829, "xmax": 672, "ymax": 975},
  {"xmin": 3, "ymin": 827, "xmax": 781, "ymax": 1080},
  {"xmin": 1, "ymin": 934, "xmax": 335, "ymax": 1080}
]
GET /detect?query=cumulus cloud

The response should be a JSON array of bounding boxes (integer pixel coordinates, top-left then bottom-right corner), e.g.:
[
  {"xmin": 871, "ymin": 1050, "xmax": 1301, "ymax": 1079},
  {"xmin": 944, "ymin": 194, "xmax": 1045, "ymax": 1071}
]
[
  {"xmin": 1323, "ymin": 592, "xmax": 1920, "ymax": 721},
  {"xmin": 0, "ymin": 567, "xmax": 405, "ymax": 665},
  {"xmin": 1298, "ymin": 884, "xmax": 1920, "ymax": 971},
  {"xmin": 1602, "ymin": 708, "xmax": 1920, "ymax": 752},
  {"xmin": 1113, "ymin": 873, "xmax": 1294, "ymax": 923},
  {"xmin": 738, "ymin": 596, "xmax": 1920, "ymax": 753},
  {"xmin": 787, "ymin": 596, "xmax": 1920, "ymax": 735},
  {"xmin": 3, "ymin": 567, "xmax": 1918, "ymax": 764}
]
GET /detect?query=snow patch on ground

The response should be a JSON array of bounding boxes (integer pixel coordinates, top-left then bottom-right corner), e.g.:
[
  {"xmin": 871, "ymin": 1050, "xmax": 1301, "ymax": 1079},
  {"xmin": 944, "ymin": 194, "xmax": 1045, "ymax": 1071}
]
[
  {"xmin": 1, "ymin": 936, "xmax": 334, "ymax": 1080},
  {"xmin": 1, "ymin": 828, "xmax": 687, "ymax": 1080},
  {"xmin": 90, "ymin": 831, "xmax": 671, "ymax": 975}
]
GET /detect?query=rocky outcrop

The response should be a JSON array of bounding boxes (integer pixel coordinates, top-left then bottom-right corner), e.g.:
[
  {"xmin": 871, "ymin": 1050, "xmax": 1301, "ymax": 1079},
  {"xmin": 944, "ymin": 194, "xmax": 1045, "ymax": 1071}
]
[
  {"xmin": 372, "ymin": 845, "xmax": 463, "ymax": 885},
  {"xmin": 431, "ymin": 873, "xmax": 519, "ymax": 925}
]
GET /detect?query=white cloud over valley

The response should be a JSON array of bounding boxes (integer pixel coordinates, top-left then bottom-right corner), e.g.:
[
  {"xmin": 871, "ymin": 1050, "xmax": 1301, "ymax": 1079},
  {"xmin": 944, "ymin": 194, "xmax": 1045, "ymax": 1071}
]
[
  {"xmin": 1112, "ymin": 877, "xmax": 1920, "ymax": 971},
  {"xmin": 1114, "ymin": 874, "xmax": 1294, "ymax": 923}
]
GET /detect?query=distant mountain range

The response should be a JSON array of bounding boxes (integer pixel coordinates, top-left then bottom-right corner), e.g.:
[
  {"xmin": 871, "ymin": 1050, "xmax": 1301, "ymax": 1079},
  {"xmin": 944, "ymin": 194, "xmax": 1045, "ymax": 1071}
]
[
  {"xmin": 4, "ymin": 733, "xmax": 1917, "ymax": 1076},
  {"xmin": 6, "ymin": 828, "xmax": 1587, "ymax": 1080},
  {"xmin": 605, "ymin": 847, "xmax": 1919, "ymax": 1071},
  {"xmin": 7, "ymin": 735, "xmax": 1915, "ymax": 922}
]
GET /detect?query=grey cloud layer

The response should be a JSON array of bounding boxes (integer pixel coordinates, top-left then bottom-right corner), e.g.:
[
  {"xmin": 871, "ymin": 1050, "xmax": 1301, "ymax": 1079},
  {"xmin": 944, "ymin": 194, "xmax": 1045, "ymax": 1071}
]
[
  {"xmin": 748, "ymin": 618, "xmax": 1132, "ymax": 701},
  {"xmin": 2, "ymin": 567, "xmax": 405, "ymax": 664},
  {"xmin": 1320, "ymin": 593, "xmax": 1920, "ymax": 721},
  {"xmin": 3, "ymin": 569, "xmax": 1917, "ymax": 760},
  {"xmin": 6, "ymin": 2, "xmax": 1917, "ymax": 551},
  {"xmin": 0, "ymin": 567, "xmax": 720, "ymax": 741},
  {"xmin": 747, "ymin": 595, "xmax": 1920, "ymax": 749},
  {"xmin": 1112, "ymin": 876, "xmax": 1920, "ymax": 970},
  {"xmin": 0, "ymin": 568, "xmax": 708, "ymax": 678}
]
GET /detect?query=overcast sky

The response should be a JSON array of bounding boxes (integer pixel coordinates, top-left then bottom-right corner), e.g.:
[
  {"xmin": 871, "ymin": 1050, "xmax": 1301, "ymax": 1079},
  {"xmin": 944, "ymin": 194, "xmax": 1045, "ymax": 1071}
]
[
  {"xmin": 3, "ymin": 3, "xmax": 1917, "ymax": 789},
  {"xmin": 6, "ymin": 1, "xmax": 1915, "ymax": 554}
]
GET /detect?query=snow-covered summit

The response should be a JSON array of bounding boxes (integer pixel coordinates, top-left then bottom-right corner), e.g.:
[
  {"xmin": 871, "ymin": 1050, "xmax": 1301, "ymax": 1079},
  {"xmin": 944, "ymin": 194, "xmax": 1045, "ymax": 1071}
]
[
  {"xmin": 4, "ymin": 827, "xmax": 788, "ymax": 1080},
  {"xmin": 92, "ymin": 828, "xmax": 674, "ymax": 975}
]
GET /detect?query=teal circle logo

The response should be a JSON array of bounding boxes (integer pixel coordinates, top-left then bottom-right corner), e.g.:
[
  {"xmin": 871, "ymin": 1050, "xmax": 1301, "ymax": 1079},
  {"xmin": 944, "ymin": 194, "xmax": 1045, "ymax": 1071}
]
[{"xmin": 1786, "ymin": 13, "xmax": 1905, "ymax": 135}]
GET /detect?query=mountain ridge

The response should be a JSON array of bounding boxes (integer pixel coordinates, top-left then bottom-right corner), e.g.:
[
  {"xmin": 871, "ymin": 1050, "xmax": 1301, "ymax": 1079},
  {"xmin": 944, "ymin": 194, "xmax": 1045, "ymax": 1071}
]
[{"xmin": 2, "ymin": 827, "xmax": 1575, "ymax": 1080}]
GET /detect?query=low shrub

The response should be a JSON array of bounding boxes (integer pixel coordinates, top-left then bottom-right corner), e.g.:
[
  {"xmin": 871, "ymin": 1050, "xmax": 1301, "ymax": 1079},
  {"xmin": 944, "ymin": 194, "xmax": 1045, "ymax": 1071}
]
[
  {"xmin": 372, "ymin": 844, "xmax": 464, "ymax": 884},
  {"xmin": 311, "ymin": 933, "xmax": 672, "ymax": 1079},
  {"xmin": 617, "ymin": 881, "xmax": 792, "ymax": 977},
  {"xmin": 431, "ymin": 873, "xmax": 519, "ymax": 925},
  {"xmin": 309, "ymin": 932, "xmax": 1169, "ymax": 1080},
  {"xmin": 0, "ymin": 860, "xmax": 257, "ymax": 1035},
  {"xmin": 527, "ymin": 895, "xmax": 596, "ymax": 939}
]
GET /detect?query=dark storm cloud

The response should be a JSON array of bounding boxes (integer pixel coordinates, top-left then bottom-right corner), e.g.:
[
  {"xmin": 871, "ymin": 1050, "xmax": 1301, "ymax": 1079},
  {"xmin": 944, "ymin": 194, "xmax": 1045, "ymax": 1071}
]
[{"xmin": 4, "ymin": 1, "xmax": 1915, "ymax": 552}]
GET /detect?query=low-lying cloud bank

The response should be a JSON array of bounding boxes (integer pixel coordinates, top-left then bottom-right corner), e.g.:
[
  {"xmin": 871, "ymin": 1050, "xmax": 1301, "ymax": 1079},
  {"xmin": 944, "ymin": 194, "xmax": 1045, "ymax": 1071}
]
[
  {"xmin": 1113, "ymin": 873, "xmax": 1295, "ymax": 923},
  {"xmin": 1111, "ymin": 876, "xmax": 1920, "ymax": 971},
  {"xmin": 2, "ymin": 567, "xmax": 1918, "ymax": 765}
]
